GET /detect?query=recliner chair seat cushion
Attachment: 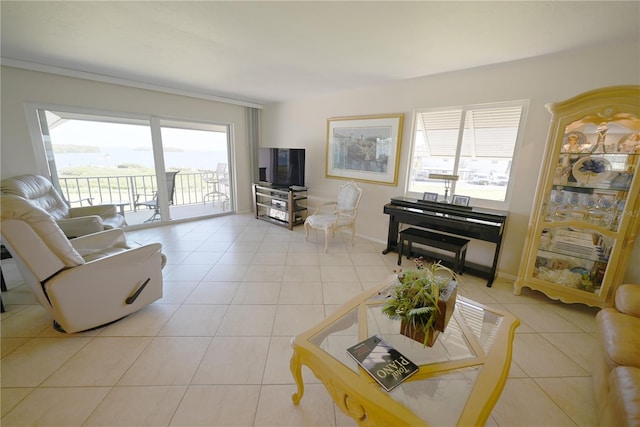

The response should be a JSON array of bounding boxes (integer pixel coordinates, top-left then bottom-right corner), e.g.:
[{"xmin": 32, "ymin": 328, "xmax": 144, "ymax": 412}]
[{"xmin": 101, "ymin": 216, "xmax": 125, "ymax": 229}]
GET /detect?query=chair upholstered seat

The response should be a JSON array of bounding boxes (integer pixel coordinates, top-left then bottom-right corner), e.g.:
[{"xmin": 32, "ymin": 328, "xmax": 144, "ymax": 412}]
[
  {"xmin": 305, "ymin": 213, "xmax": 354, "ymax": 230},
  {"xmin": 304, "ymin": 181, "xmax": 362, "ymax": 252}
]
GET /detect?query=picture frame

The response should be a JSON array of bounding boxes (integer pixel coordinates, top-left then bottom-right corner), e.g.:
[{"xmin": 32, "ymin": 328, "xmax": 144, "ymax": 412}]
[
  {"xmin": 422, "ymin": 192, "xmax": 438, "ymax": 202},
  {"xmin": 452, "ymin": 195, "xmax": 470, "ymax": 206},
  {"xmin": 326, "ymin": 114, "xmax": 404, "ymax": 185}
]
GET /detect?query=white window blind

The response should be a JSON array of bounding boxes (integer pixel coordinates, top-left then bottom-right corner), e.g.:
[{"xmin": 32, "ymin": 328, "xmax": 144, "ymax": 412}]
[
  {"xmin": 419, "ymin": 105, "xmax": 523, "ymax": 158},
  {"xmin": 409, "ymin": 100, "xmax": 528, "ymax": 206}
]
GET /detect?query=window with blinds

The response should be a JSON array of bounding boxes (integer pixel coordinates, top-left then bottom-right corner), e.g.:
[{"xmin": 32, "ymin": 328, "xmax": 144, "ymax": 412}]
[{"xmin": 408, "ymin": 101, "xmax": 528, "ymax": 206}]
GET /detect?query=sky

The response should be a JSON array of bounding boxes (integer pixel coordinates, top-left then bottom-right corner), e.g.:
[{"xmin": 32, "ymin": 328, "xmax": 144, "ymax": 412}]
[{"xmin": 51, "ymin": 120, "xmax": 227, "ymax": 152}]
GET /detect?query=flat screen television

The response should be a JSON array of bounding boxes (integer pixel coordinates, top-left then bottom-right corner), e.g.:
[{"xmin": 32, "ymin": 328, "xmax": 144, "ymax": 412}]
[{"xmin": 258, "ymin": 148, "xmax": 305, "ymax": 188}]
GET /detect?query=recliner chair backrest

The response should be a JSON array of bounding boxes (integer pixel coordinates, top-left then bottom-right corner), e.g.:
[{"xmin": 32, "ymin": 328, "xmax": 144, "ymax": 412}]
[
  {"xmin": 1, "ymin": 195, "xmax": 84, "ymax": 270},
  {"xmin": 1, "ymin": 194, "xmax": 86, "ymax": 313},
  {"xmin": 1, "ymin": 174, "xmax": 70, "ymax": 220}
]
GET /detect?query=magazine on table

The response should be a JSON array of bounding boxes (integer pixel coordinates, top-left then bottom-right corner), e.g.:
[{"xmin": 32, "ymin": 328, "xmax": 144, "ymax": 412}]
[{"xmin": 346, "ymin": 334, "xmax": 419, "ymax": 392}]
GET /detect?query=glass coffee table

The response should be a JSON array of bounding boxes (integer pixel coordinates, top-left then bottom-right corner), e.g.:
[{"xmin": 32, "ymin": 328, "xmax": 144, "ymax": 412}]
[{"xmin": 290, "ymin": 276, "xmax": 520, "ymax": 426}]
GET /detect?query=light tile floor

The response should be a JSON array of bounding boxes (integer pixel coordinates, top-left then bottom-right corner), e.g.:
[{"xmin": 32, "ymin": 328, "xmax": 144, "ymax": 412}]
[{"xmin": 1, "ymin": 214, "xmax": 600, "ymax": 426}]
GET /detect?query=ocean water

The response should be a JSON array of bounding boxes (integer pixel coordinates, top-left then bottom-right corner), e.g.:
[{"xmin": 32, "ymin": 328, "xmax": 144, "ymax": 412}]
[{"xmin": 54, "ymin": 147, "xmax": 228, "ymax": 172}]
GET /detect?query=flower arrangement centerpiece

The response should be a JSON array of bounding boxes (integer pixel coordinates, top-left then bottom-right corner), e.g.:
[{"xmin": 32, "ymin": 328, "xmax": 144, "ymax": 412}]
[{"xmin": 382, "ymin": 258, "xmax": 458, "ymax": 347}]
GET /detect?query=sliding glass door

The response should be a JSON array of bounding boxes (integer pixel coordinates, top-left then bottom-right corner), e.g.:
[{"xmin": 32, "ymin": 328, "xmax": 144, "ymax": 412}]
[
  {"xmin": 159, "ymin": 119, "xmax": 232, "ymax": 222},
  {"xmin": 35, "ymin": 109, "xmax": 232, "ymax": 226}
]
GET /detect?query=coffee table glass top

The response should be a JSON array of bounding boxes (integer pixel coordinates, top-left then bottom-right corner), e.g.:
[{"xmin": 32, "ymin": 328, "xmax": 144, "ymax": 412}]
[{"xmin": 304, "ymin": 281, "xmax": 514, "ymax": 425}]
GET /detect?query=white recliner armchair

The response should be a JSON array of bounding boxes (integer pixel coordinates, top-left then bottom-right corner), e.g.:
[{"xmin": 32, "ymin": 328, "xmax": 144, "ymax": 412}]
[
  {"xmin": 1, "ymin": 174, "xmax": 126, "ymax": 237},
  {"xmin": 0, "ymin": 194, "xmax": 165, "ymax": 333}
]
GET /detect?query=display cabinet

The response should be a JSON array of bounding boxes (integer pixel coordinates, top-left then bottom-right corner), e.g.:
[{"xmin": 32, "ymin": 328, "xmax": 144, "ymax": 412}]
[
  {"xmin": 515, "ymin": 86, "xmax": 640, "ymax": 307},
  {"xmin": 253, "ymin": 184, "xmax": 307, "ymax": 230}
]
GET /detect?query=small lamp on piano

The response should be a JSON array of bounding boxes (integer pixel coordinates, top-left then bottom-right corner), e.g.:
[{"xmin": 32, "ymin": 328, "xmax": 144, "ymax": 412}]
[{"xmin": 428, "ymin": 173, "xmax": 459, "ymax": 202}]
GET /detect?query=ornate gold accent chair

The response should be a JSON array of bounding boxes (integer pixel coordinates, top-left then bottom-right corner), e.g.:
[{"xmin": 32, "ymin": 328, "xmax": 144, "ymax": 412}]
[
  {"xmin": 0, "ymin": 194, "xmax": 165, "ymax": 333},
  {"xmin": 1, "ymin": 174, "xmax": 126, "ymax": 238},
  {"xmin": 304, "ymin": 181, "xmax": 363, "ymax": 253}
]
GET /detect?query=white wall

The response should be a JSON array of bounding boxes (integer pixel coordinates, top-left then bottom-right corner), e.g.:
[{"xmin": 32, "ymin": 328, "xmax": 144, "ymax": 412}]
[
  {"xmin": 262, "ymin": 40, "xmax": 640, "ymax": 282},
  {"xmin": 0, "ymin": 66, "xmax": 254, "ymax": 212},
  {"xmin": 2, "ymin": 42, "xmax": 639, "ymax": 282}
]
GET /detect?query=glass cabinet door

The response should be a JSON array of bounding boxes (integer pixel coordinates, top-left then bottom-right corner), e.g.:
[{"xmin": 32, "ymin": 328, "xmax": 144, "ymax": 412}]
[{"xmin": 516, "ymin": 86, "xmax": 640, "ymax": 307}]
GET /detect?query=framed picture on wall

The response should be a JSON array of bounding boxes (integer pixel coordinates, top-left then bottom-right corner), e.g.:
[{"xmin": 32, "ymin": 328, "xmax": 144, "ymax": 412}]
[
  {"xmin": 452, "ymin": 195, "xmax": 470, "ymax": 206},
  {"xmin": 326, "ymin": 114, "xmax": 404, "ymax": 185},
  {"xmin": 422, "ymin": 192, "xmax": 438, "ymax": 202}
]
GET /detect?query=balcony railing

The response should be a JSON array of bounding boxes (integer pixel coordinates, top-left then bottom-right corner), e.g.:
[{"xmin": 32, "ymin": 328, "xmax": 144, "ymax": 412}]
[{"xmin": 58, "ymin": 171, "xmax": 228, "ymax": 213}]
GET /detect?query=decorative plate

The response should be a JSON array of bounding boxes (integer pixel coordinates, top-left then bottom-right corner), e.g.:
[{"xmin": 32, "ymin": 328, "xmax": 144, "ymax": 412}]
[{"xmin": 572, "ymin": 156, "xmax": 611, "ymax": 185}]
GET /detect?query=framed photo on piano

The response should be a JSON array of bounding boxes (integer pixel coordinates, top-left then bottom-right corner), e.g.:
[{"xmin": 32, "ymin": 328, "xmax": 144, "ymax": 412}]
[
  {"xmin": 422, "ymin": 192, "xmax": 438, "ymax": 202},
  {"xmin": 452, "ymin": 195, "xmax": 470, "ymax": 206},
  {"xmin": 326, "ymin": 114, "xmax": 404, "ymax": 185}
]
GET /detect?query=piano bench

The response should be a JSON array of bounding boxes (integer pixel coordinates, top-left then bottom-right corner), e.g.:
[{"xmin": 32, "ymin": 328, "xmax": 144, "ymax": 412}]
[{"xmin": 398, "ymin": 228, "xmax": 470, "ymax": 274}]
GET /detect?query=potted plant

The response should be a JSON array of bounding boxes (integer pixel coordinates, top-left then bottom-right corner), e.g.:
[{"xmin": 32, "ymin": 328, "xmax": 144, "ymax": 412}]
[{"xmin": 382, "ymin": 258, "xmax": 458, "ymax": 347}]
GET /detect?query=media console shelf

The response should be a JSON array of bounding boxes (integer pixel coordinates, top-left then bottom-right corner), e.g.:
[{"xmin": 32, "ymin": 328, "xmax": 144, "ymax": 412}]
[{"xmin": 253, "ymin": 184, "xmax": 307, "ymax": 230}]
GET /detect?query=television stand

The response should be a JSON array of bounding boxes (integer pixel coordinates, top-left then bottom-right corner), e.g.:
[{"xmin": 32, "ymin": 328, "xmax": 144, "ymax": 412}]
[{"xmin": 253, "ymin": 184, "xmax": 308, "ymax": 230}]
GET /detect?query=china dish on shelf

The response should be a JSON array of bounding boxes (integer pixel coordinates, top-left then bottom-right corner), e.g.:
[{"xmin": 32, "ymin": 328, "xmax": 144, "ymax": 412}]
[{"xmin": 572, "ymin": 156, "xmax": 612, "ymax": 185}]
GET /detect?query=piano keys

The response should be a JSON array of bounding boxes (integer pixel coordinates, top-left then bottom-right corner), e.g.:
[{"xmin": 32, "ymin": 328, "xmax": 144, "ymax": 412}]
[{"xmin": 383, "ymin": 197, "xmax": 508, "ymax": 286}]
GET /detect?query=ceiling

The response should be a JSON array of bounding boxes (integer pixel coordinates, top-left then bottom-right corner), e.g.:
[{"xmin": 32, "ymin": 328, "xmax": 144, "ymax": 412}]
[{"xmin": 2, "ymin": 1, "xmax": 639, "ymax": 105}]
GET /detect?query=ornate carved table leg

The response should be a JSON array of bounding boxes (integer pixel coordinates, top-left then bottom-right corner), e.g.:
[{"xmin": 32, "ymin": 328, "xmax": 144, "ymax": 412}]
[{"xmin": 290, "ymin": 347, "xmax": 305, "ymax": 404}]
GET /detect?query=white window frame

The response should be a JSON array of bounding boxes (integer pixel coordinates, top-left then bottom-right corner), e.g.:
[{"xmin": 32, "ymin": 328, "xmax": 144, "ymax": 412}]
[
  {"xmin": 23, "ymin": 103, "xmax": 235, "ymax": 221},
  {"xmin": 406, "ymin": 100, "xmax": 529, "ymax": 210}
]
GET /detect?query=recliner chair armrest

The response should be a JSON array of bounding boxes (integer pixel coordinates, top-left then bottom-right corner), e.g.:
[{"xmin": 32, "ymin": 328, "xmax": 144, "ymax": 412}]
[
  {"xmin": 56, "ymin": 216, "xmax": 104, "ymax": 238},
  {"xmin": 70, "ymin": 232, "xmax": 166, "ymax": 267},
  {"xmin": 70, "ymin": 228, "xmax": 128, "ymax": 253},
  {"xmin": 82, "ymin": 242, "xmax": 163, "ymax": 267},
  {"xmin": 69, "ymin": 204, "xmax": 117, "ymax": 218},
  {"xmin": 615, "ymin": 284, "xmax": 640, "ymax": 317}
]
